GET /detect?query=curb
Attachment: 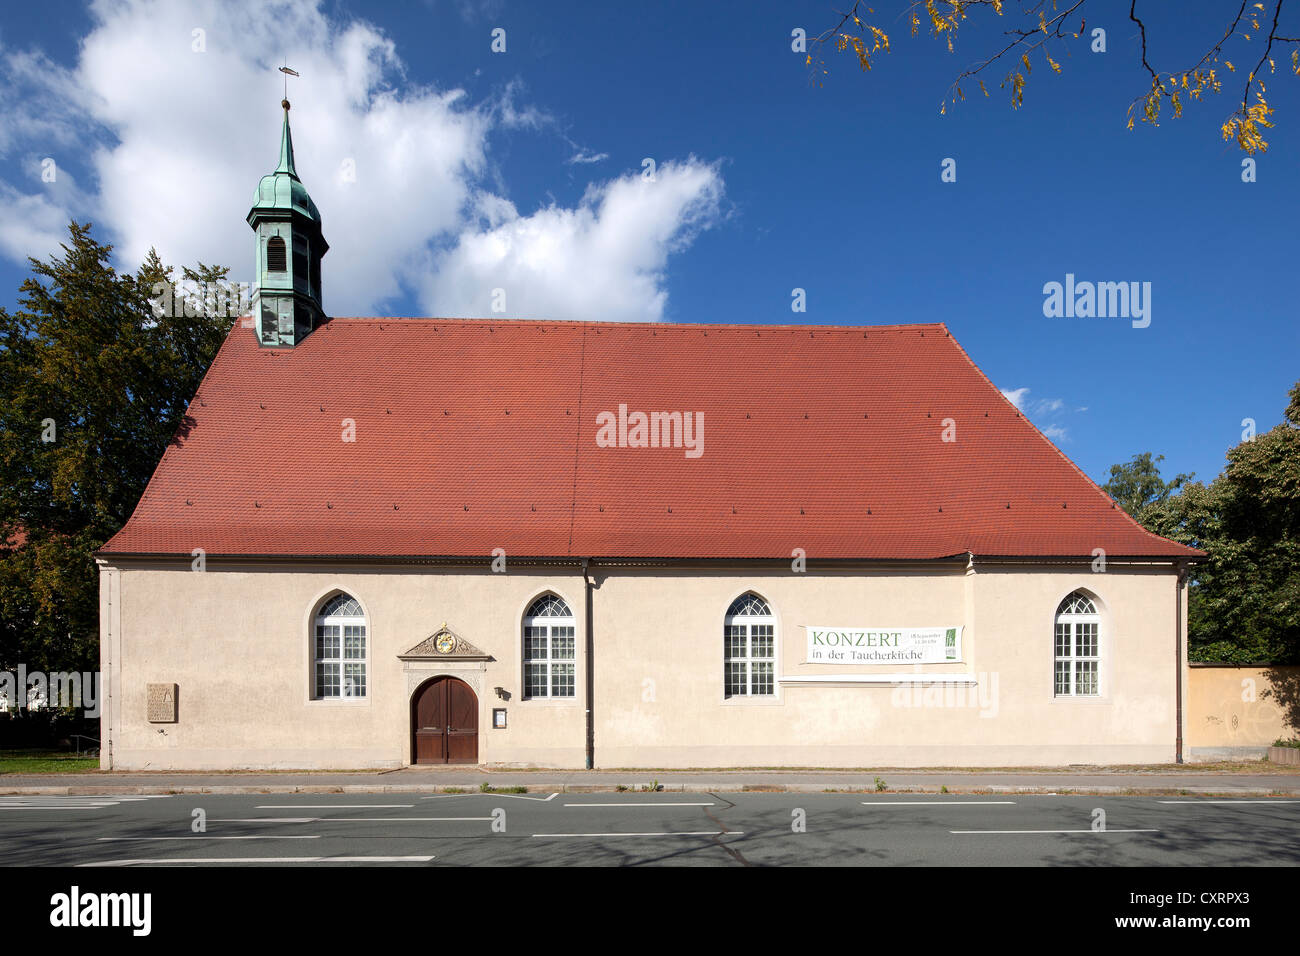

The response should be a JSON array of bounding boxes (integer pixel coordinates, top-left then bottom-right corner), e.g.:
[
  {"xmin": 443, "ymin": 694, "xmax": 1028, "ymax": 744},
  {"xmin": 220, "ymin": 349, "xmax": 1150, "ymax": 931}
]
[{"xmin": 3, "ymin": 784, "xmax": 1299, "ymax": 797}]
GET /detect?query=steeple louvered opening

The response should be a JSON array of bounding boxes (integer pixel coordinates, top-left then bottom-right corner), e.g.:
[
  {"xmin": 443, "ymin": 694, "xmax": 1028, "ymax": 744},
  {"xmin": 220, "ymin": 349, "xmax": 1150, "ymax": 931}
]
[{"xmin": 266, "ymin": 236, "xmax": 287, "ymax": 272}]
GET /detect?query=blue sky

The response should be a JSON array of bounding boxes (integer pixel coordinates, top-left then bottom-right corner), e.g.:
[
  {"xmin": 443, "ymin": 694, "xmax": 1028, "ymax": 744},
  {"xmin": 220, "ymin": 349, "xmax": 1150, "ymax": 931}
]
[{"xmin": 0, "ymin": 0, "xmax": 1295, "ymax": 490}]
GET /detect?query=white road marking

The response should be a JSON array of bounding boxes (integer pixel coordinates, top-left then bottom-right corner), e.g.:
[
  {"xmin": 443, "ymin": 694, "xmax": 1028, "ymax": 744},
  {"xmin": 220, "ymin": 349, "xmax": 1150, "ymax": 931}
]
[
  {"xmin": 861, "ymin": 801, "xmax": 1017, "ymax": 806},
  {"xmin": 950, "ymin": 829, "xmax": 1160, "ymax": 834},
  {"xmin": 1157, "ymin": 800, "xmax": 1299, "ymax": 804},
  {"xmin": 96, "ymin": 835, "xmax": 322, "ymax": 841},
  {"xmin": 205, "ymin": 815, "xmax": 495, "ymax": 823},
  {"xmin": 300, "ymin": 856, "xmax": 435, "ymax": 862},
  {"xmin": 421, "ymin": 792, "xmax": 559, "ymax": 802},
  {"xmin": 211, "ymin": 818, "xmax": 317, "ymax": 823},
  {"xmin": 111, "ymin": 795, "xmax": 174, "ymax": 799},
  {"xmin": 326, "ymin": 816, "xmax": 494, "ymax": 822},
  {"xmin": 0, "ymin": 800, "xmax": 117, "ymax": 804},
  {"xmin": 81, "ymin": 855, "xmax": 435, "ymax": 867},
  {"xmin": 563, "ymin": 802, "xmax": 716, "ymax": 807},
  {"xmin": 254, "ymin": 804, "xmax": 414, "ymax": 809},
  {"xmin": 0, "ymin": 795, "xmax": 173, "ymax": 808},
  {"xmin": 532, "ymin": 831, "xmax": 744, "ymax": 838}
]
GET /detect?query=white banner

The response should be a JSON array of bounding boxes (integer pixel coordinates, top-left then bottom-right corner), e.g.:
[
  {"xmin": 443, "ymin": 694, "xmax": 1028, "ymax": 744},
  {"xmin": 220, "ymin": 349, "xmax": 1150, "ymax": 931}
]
[{"xmin": 805, "ymin": 625, "xmax": 964, "ymax": 665}]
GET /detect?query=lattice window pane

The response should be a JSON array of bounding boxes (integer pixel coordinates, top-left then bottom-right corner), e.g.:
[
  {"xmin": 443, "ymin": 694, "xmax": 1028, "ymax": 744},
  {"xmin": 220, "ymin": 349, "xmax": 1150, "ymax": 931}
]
[
  {"xmin": 1054, "ymin": 623, "xmax": 1071, "ymax": 658},
  {"xmin": 343, "ymin": 663, "xmax": 366, "ymax": 697},
  {"xmin": 1054, "ymin": 661, "xmax": 1071, "ymax": 695},
  {"xmin": 524, "ymin": 663, "xmax": 549, "ymax": 698},
  {"xmin": 751, "ymin": 662, "xmax": 774, "ymax": 696},
  {"xmin": 551, "ymin": 663, "xmax": 575, "ymax": 698},
  {"xmin": 725, "ymin": 626, "xmax": 747, "ymax": 659},
  {"xmin": 1076, "ymin": 622, "xmax": 1098, "ymax": 657},
  {"xmin": 1057, "ymin": 591, "xmax": 1097, "ymax": 615},
  {"xmin": 317, "ymin": 662, "xmax": 340, "ymax": 698},
  {"xmin": 726, "ymin": 593, "xmax": 771, "ymax": 617},
  {"xmin": 1075, "ymin": 661, "xmax": 1098, "ymax": 696},
  {"xmin": 320, "ymin": 593, "xmax": 363, "ymax": 618},
  {"xmin": 317, "ymin": 625, "xmax": 339, "ymax": 660},
  {"xmin": 526, "ymin": 594, "xmax": 572, "ymax": 618},
  {"xmin": 343, "ymin": 625, "xmax": 365, "ymax": 659},
  {"xmin": 750, "ymin": 624, "xmax": 774, "ymax": 658},
  {"xmin": 725, "ymin": 663, "xmax": 748, "ymax": 697},
  {"xmin": 551, "ymin": 631, "xmax": 575, "ymax": 660}
]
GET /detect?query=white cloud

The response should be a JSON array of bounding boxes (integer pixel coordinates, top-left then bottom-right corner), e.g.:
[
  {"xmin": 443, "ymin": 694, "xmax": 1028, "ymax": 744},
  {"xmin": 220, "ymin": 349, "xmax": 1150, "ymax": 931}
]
[
  {"xmin": 1000, "ymin": 386, "xmax": 1074, "ymax": 443},
  {"xmin": 1000, "ymin": 387, "xmax": 1029, "ymax": 410},
  {"xmin": 493, "ymin": 79, "xmax": 554, "ymax": 131},
  {"xmin": 567, "ymin": 150, "xmax": 609, "ymax": 165},
  {"xmin": 0, "ymin": 182, "xmax": 73, "ymax": 264},
  {"xmin": 0, "ymin": 0, "xmax": 723, "ymax": 321},
  {"xmin": 421, "ymin": 159, "xmax": 724, "ymax": 322}
]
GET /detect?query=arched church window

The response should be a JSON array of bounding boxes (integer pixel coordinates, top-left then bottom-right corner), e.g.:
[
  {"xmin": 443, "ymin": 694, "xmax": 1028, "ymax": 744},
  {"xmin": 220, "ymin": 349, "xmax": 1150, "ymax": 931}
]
[
  {"xmin": 314, "ymin": 592, "xmax": 366, "ymax": 699},
  {"xmin": 522, "ymin": 593, "xmax": 575, "ymax": 699},
  {"xmin": 1054, "ymin": 590, "xmax": 1100, "ymax": 697},
  {"xmin": 724, "ymin": 592, "xmax": 775, "ymax": 698}
]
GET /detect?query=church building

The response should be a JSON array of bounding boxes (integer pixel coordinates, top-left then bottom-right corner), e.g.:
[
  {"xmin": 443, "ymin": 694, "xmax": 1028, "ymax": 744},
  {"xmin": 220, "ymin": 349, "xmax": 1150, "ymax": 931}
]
[{"xmin": 95, "ymin": 101, "xmax": 1203, "ymax": 770}]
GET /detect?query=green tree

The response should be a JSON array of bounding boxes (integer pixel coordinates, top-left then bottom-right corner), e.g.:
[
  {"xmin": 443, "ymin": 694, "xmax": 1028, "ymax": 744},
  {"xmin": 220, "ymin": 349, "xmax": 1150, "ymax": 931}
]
[
  {"xmin": 1140, "ymin": 381, "xmax": 1300, "ymax": 663},
  {"xmin": 1102, "ymin": 452, "xmax": 1193, "ymax": 525},
  {"xmin": 0, "ymin": 221, "xmax": 235, "ymax": 676}
]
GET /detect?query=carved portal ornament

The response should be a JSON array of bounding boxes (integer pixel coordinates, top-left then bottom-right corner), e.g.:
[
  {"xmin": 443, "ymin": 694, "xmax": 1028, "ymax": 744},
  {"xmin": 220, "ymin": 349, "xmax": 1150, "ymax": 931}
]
[{"xmin": 399, "ymin": 623, "xmax": 493, "ymax": 662}]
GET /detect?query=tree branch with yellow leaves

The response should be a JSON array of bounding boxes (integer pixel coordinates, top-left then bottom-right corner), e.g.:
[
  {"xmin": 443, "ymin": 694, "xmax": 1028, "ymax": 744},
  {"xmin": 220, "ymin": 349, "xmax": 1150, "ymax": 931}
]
[{"xmin": 809, "ymin": 0, "xmax": 1300, "ymax": 153}]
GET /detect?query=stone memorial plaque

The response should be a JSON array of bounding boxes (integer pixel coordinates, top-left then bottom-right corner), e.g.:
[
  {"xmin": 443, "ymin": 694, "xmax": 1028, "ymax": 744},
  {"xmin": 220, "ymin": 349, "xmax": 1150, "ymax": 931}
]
[{"xmin": 147, "ymin": 683, "xmax": 177, "ymax": 723}]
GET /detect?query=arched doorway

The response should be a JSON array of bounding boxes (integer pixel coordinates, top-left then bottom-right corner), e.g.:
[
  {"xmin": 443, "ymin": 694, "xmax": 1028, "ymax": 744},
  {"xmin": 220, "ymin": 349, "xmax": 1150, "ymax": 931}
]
[{"xmin": 411, "ymin": 676, "xmax": 479, "ymax": 764}]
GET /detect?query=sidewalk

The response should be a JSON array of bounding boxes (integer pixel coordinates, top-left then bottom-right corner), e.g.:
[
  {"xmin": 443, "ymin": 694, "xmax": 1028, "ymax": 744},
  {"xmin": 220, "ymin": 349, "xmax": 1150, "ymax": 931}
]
[{"xmin": 3, "ymin": 766, "xmax": 1299, "ymax": 796}]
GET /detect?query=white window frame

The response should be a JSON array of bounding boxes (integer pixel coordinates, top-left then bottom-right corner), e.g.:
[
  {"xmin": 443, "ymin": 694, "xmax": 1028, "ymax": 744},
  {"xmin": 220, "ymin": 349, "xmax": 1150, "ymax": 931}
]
[
  {"xmin": 1053, "ymin": 592, "xmax": 1100, "ymax": 698},
  {"xmin": 724, "ymin": 593, "xmax": 776, "ymax": 699},
  {"xmin": 522, "ymin": 594, "xmax": 576, "ymax": 700},
  {"xmin": 314, "ymin": 593, "xmax": 367, "ymax": 700}
]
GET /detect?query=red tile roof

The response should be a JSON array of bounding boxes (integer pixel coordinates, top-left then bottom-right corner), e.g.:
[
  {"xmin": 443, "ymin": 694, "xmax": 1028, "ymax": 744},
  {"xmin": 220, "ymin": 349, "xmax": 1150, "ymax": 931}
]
[{"xmin": 99, "ymin": 318, "xmax": 1201, "ymax": 561}]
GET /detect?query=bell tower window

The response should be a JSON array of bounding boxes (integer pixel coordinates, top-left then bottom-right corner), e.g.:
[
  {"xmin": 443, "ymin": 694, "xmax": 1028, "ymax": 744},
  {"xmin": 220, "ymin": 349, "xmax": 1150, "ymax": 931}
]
[{"xmin": 266, "ymin": 236, "xmax": 287, "ymax": 272}]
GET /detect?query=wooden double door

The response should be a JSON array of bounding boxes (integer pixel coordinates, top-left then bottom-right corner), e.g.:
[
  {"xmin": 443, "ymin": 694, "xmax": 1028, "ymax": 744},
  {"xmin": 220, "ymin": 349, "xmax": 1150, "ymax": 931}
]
[{"xmin": 411, "ymin": 676, "xmax": 479, "ymax": 764}]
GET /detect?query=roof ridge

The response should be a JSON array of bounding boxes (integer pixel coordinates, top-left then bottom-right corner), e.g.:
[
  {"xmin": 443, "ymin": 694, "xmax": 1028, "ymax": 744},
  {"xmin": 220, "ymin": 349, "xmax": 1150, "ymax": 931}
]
[{"xmin": 320, "ymin": 316, "xmax": 947, "ymax": 333}]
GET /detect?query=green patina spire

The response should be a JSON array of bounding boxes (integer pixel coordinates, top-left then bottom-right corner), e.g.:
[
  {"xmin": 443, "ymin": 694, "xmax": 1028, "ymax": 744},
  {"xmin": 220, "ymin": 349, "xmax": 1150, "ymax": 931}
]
[
  {"xmin": 247, "ymin": 92, "xmax": 328, "ymax": 349},
  {"xmin": 275, "ymin": 99, "xmax": 297, "ymax": 177}
]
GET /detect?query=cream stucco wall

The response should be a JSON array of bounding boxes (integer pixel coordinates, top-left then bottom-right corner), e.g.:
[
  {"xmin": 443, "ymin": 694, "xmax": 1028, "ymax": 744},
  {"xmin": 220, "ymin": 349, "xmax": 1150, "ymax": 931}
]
[
  {"xmin": 98, "ymin": 558, "xmax": 1184, "ymax": 769},
  {"xmin": 1186, "ymin": 664, "xmax": 1300, "ymax": 760}
]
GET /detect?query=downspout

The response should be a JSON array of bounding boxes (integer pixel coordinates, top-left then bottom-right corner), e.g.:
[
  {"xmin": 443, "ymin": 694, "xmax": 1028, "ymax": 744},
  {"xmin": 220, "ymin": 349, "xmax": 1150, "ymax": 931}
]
[
  {"xmin": 1175, "ymin": 561, "xmax": 1187, "ymax": 764},
  {"xmin": 582, "ymin": 558, "xmax": 594, "ymax": 770}
]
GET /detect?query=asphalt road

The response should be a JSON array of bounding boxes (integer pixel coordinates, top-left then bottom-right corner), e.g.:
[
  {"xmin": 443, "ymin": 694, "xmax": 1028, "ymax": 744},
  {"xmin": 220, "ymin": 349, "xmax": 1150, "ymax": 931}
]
[{"xmin": 2, "ymin": 792, "xmax": 1298, "ymax": 866}]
